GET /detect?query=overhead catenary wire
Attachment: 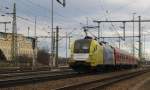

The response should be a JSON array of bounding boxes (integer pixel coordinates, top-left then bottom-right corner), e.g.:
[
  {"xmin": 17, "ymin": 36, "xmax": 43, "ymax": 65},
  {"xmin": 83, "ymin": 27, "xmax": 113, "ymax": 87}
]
[
  {"xmin": 1, "ymin": 0, "xmax": 80, "ymax": 31},
  {"xmin": 97, "ymin": 0, "xmax": 142, "ymax": 51},
  {"xmin": 19, "ymin": 0, "xmax": 82, "ymax": 24},
  {"xmin": 98, "ymin": 0, "xmax": 122, "ymax": 37},
  {"xmin": 1, "ymin": 0, "xmax": 96, "ymax": 40}
]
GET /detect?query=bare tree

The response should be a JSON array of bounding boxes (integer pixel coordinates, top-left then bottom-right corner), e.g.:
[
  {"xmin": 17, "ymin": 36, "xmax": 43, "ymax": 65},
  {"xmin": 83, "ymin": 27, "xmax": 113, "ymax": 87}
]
[
  {"xmin": 37, "ymin": 49, "xmax": 50, "ymax": 65},
  {"xmin": 0, "ymin": 49, "xmax": 7, "ymax": 61}
]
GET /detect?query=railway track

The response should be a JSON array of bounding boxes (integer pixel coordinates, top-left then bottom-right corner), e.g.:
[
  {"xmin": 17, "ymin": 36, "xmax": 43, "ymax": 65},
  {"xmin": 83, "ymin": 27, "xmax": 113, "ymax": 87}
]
[
  {"xmin": 0, "ymin": 66, "xmax": 69, "ymax": 74},
  {"xmin": 0, "ymin": 68, "xmax": 73, "ymax": 78},
  {"xmin": 0, "ymin": 68, "xmax": 104, "ymax": 88},
  {"xmin": 55, "ymin": 68, "xmax": 150, "ymax": 90},
  {"xmin": 0, "ymin": 69, "xmax": 79, "ymax": 88},
  {"xmin": 0, "ymin": 67, "xmax": 149, "ymax": 89}
]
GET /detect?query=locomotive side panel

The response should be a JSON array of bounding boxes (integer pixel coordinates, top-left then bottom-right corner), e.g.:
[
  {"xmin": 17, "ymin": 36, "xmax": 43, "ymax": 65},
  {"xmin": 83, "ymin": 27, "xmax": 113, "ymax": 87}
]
[
  {"xmin": 90, "ymin": 40, "xmax": 104, "ymax": 66},
  {"xmin": 103, "ymin": 46, "xmax": 115, "ymax": 65}
]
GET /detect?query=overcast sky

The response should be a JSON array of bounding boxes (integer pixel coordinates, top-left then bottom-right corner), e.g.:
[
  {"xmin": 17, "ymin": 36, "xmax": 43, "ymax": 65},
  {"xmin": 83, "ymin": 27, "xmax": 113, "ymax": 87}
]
[{"xmin": 0, "ymin": 0, "xmax": 150, "ymax": 58}]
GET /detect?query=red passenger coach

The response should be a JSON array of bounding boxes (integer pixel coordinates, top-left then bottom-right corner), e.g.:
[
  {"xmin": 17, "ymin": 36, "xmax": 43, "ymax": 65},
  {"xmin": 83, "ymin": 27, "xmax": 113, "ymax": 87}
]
[
  {"xmin": 114, "ymin": 48, "xmax": 121, "ymax": 64},
  {"xmin": 128, "ymin": 55, "xmax": 131, "ymax": 65},
  {"xmin": 114, "ymin": 48, "xmax": 138, "ymax": 69}
]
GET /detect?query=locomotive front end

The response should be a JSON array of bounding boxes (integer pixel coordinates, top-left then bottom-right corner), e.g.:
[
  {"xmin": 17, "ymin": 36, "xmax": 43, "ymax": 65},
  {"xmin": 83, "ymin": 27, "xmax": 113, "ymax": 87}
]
[{"xmin": 69, "ymin": 39, "xmax": 92, "ymax": 72}]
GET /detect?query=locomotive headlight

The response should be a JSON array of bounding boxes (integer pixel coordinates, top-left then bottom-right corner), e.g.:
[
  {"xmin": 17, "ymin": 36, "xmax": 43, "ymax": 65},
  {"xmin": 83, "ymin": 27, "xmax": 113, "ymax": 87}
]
[{"xmin": 82, "ymin": 46, "xmax": 88, "ymax": 49}]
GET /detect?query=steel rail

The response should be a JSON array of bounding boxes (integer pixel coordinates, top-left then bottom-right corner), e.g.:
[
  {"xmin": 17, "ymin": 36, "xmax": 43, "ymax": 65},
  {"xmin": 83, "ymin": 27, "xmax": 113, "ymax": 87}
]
[
  {"xmin": 0, "ymin": 69, "xmax": 105, "ymax": 88},
  {"xmin": 0, "ymin": 69, "xmax": 73, "ymax": 79},
  {"xmin": 55, "ymin": 68, "xmax": 150, "ymax": 90},
  {"xmin": 0, "ymin": 69, "xmax": 78, "ymax": 88},
  {"xmin": 0, "ymin": 66, "xmax": 70, "ymax": 74}
]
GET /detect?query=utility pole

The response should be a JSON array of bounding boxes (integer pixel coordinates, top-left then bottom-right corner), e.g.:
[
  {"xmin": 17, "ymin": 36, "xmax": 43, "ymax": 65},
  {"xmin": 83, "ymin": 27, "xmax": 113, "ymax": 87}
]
[
  {"xmin": 32, "ymin": 17, "xmax": 37, "ymax": 70},
  {"xmin": 52, "ymin": 31, "xmax": 56, "ymax": 67},
  {"xmin": 118, "ymin": 37, "xmax": 121, "ymax": 49},
  {"xmin": 66, "ymin": 32, "xmax": 68, "ymax": 59},
  {"xmin": 11, "ymin": 3, "xmax": 17, "ymax": 61},
  {"xmin": 86, "ymin": 17, "xmax": 89, "ymax": 26},
  {"xmin": 133, "ymin": 13, "xmax": 136, "ymax": 57},
  {"xmin": 142, "ymin": 26, "xmax": 145, "ymax": 59},
  {"xmin": 98, "ymin": 22, "xmax": 101, "ymax": 41},
  {"xmin": 68, "ymin": 36, "xmax": 72, "ymax": 49},
  {"xmin": 143, "ymin": 34, "xmax": 145, "ymax": 59},
  {"xmin": 138, "ymin": 16, "xmax": 142, "ymax": 60},
  {"xmin": 51, "ymin": 0, "xmax": 54, "ymax": 68},
  {"xmin": 28, "ymin": 27, "xmax": 30, "ymax": 37},
  {"xmin": 122, "ymin": 22, "xmax": 126, "ymax": 40},
  {"xmin": 55, "ymin": 26, "xmax": 59, "ymax": 67},
  {"xmin": 50, "ymin": 0, "xmax": 66, "ymax": 67},
  {"xmin": 4, "ymin": 23, "xmax": 7, "ymax": 33}
]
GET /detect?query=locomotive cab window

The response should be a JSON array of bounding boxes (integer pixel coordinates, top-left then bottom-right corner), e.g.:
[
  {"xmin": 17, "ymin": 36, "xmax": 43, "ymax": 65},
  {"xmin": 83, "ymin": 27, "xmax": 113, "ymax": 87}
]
[{"xmin": 74, "ymin": 39, "xmax": 91, "ymax": 53}]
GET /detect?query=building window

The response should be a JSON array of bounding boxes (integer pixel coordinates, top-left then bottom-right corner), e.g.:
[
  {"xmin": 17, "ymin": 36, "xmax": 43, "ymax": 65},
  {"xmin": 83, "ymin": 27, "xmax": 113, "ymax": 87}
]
[{"xmin": 0, "ymin": 33, "xmax": 4, "ymax": 39}]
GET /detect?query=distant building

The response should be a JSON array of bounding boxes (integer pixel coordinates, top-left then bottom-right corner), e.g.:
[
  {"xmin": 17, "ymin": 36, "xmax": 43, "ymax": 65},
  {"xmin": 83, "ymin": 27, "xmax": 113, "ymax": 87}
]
[{"xmin": 0, "ymin": 32, "xmax": 34, "ymax": 61}]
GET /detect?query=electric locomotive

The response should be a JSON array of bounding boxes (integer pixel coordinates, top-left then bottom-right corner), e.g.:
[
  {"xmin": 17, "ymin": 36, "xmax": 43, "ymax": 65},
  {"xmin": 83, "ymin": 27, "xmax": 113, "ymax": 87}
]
[{"xmin": 69, "ymin": 36, "xmax": 138, "ymax": 72}]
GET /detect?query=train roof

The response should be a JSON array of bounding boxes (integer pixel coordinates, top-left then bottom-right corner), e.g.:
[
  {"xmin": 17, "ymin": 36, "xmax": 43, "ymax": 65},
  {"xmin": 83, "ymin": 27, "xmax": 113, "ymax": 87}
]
[{"xmin": 114, "ymin": 48, "xmax": 129, "ymax": 55}]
